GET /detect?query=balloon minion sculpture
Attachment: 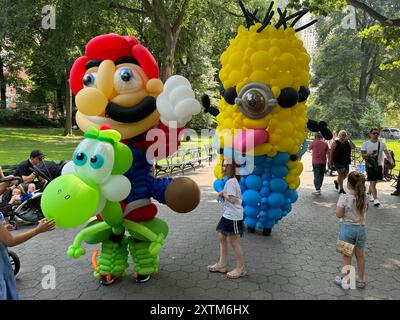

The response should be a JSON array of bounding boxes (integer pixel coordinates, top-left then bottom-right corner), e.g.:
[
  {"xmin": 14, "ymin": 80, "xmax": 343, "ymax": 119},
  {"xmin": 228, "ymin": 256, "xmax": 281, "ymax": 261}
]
[{"xmin": 207, "ymin": 1, "xmax": 332, "ymax": 236}]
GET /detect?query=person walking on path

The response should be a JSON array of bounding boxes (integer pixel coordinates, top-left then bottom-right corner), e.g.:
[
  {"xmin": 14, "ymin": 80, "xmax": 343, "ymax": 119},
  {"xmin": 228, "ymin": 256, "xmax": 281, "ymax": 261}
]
[
  {"xmin": 308, "ymin": 132, "xmax": 329, "ymax": 195},
  {"xmin": 361, "ymin": 128, "xmax": 394, "ymax": 207},
  {"xmin": 208, "ymin": 161, "xmax": 247, "ymax": 279},
  {"xmin": 329, "ymin": 130, "xmax": 355, "ymax": 194},
  {"xmin": 335, "ymin": 171, "xmax": 368, "ymax": 289}
]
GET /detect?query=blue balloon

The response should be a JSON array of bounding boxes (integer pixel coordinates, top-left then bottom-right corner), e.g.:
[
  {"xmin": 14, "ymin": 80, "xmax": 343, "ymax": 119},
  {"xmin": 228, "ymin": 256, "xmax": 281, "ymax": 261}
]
[
  {"xmin": 267, "ymin": 208, "xmax": 284, "ymax": 220},
  {"xmin": 244, "ymin": 206, "xmax": 259, "ymax": 218},
  {"xmin": 245, "ymin": 175, "xmax": 262, "ymax": 190},
  {"xmin": 297, "ymin": 139, "xmax": 309, "ymax": 158},
  {"xmin": 240, "ymin": 185, "xmax": 247, "ymax": 195},
  {"xmin": 253, "ymin": 166, "xmax": 264, "ymax": 175},
  {"xmin": 283, "ymin": 203, "xmax": 292, "ymax": 215},
  {"xmin": 268, "ymin": 193, "xmax": 286, "ymax": 208},
  {"xmin": 244, "ymin": 217, "xmax": 257, "ymax": 228},
  {"xmin": 213, "ymin": 179, "xmax": 225, "ymax": 192},
  {"xmin": 271, "ymin": 165, "xmax": 289, "ymax": 178},
  {"xmin": 254, "ymin": 156, "xmax": 265, "ymax": 166},
  {"xmin": 261, "ymin": 197, "xmax": 268, "ymax": 204},
  {"xmin": 270, "ymin": 178, "xmax": 289, "ymax": 193},
  {"xmin": 263, "ymin": 157, "xmax": 273, "ymax": 166},
  {"xmin": 259, "ymin": 210, "xmax": 267, "ymax": 217},
  {"xmin": 256, "ymin": 222, "xmax": 264, "ymax": 229},
  {"xmin": 273, "ymin": 153, "xmax": 290, "ymax": 165},
  {"xmin": 242, "ymin": 190, "xmax": 261, "ymax": 206},
  {"xmin": 263, "ymin": 219, "xmax": 276, "ymax": 229},
  {"xmin": 288, "ymin": 190, "xmax": 298, "ymax": 203},
  {"xmin": 260, "ymin": 187, "xmax": 270, "ymax": 197}
]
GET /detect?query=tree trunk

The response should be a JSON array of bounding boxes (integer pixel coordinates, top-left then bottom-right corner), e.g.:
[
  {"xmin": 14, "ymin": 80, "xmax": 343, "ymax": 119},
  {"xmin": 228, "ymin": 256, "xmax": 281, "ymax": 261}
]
[
  {"xmin": 56, "ymin": 83, "xmax": 64, "ymax": 113},
  {"xmin": 0, "ymin": 56, "xmax": 6, "ymax": 109},
  {"xmin": 161, "ymin": 30, "xmax": 178, "ymax": 82},
  {"xmin": 64, "ymin": 72, "xmax": 72, "ymax": 136}
]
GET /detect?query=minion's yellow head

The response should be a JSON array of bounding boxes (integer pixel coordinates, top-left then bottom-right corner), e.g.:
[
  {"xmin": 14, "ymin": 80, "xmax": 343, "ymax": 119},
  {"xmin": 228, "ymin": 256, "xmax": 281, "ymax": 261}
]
[{"xmin": 216, "ymin": 6, "xmax": 314, "ymax": 159}]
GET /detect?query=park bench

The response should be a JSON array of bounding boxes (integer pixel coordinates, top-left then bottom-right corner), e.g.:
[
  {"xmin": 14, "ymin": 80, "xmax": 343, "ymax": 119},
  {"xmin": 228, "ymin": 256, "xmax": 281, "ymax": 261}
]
[{"xmin": 155, "ymin": 145, "xmax": 214, "ymax": 177}]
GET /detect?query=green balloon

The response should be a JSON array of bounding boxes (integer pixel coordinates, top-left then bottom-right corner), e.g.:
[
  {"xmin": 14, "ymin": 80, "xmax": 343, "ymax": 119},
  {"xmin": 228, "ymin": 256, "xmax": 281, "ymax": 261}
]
[
  {"xmin": 41, "ymin": 174, "xmax": 100, "ymax": 228},
  {"xmin": 126, "ymin": 218, "xmax": 169, "ymax": 241}
]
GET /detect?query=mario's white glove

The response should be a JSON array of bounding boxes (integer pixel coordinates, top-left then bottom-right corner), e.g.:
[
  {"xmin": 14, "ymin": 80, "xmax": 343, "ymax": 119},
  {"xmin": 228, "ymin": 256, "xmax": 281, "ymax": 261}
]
[{"xmin": 156, "ymin": 75, "xmax": 201, "ymax": 128}]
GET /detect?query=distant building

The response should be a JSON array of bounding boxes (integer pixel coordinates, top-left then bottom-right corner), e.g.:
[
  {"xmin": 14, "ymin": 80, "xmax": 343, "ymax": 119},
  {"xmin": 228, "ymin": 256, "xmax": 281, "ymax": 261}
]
[
  {"xmin": 4, "ymin": 69, "xmax": 28, "ymax": 109},
  {"xmin": 297, "ymin": 12, "xmax": 317, "ymax": 56}
]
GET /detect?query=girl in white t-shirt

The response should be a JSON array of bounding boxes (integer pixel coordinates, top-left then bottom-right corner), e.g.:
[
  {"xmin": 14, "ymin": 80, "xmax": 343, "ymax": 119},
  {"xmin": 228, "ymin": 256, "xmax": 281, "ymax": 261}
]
[
  {"xmin": 208, "ymin": 162, "xmax": 247, "ymax": 279},
  {"xmin": 335, "ymin": 171, "xmax": 368, "ymax": 289}
]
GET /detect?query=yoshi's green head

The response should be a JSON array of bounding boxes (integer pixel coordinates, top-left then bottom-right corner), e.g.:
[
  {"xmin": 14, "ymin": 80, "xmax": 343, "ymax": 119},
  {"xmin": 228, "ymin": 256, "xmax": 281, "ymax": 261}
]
[{"xmin": 41, "ymin": 126, "xmax": 133, "ymax": 228}]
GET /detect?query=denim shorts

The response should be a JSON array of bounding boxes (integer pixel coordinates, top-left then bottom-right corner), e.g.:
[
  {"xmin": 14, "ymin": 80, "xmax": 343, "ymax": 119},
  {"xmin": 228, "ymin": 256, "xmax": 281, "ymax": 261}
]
[
  {"xmin": 334, "ymin": 163, "xmax": 349, "ymax": 172},
  {"xmin": 339, "ymin": 223, "xmax": 366, "ymax": 249}
]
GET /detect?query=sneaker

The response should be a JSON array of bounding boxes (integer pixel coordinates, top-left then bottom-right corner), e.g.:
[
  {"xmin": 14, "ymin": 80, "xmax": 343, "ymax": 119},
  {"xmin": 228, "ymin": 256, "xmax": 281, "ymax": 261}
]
[
  {"xmin": 334, "ymin": 276, "xmax": 343, "ymax": 287},
  {"xmin": 339, "ymin": 189, "xmax": 346, "ymax": 194},
  {"xmin": 391, "ymin": 190, "xmax": 400, "ymax": 196},
  {"xmin": 356, "ymin": 280, "xmax": 366, "ymax": 289},
  {"xmin": 100, "ymin": 275, "xmax": 117, "ymax": 286},
  {"xmin": 368, "ymin": 194, "xmax": 374, "ymax": 202},
  {"xmin": 374, "ymin": 199, "xmax": 380, "ymax": 207},
  {"xmin": 135, "ymin": 274, "xmax": 151, "ymax": 283},
  {"xmin": 312, "ymin": 190, "xmax": 321, "ymax": 195},
  {"xmin": 334, "ymin": 180, "xmax": 339, "ymax": 190}
]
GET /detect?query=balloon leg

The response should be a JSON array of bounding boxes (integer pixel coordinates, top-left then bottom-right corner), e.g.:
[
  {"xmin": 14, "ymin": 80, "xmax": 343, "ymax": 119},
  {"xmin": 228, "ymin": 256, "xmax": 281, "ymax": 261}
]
[
  {"xmin": 129, "ymin": 239, "xmax": 161, "ymax": 276},
  {"xmin": 93, "ymin": 238, "xmax": 129, "ymax": 279}
]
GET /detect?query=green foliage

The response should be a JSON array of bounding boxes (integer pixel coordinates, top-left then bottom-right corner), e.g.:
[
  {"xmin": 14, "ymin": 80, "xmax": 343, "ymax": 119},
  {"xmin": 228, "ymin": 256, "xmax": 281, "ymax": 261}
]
[{"xmin": 0, "ymin": 105, "xmax": 61, "ymax": 127}]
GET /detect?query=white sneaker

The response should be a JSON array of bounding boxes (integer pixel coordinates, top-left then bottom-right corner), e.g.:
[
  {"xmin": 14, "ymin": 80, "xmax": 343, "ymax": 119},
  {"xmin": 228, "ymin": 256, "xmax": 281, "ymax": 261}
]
[
  {"xmin": 312, "ymin": 190, "xmax": 321, "ymax": 195},
  {"xmin": 374, "ymin": 199, "xmax": 380, "ymax": 207},
  {"xmin": 369, "ymin": 194, "xmax": 374, "ymax": 202}
]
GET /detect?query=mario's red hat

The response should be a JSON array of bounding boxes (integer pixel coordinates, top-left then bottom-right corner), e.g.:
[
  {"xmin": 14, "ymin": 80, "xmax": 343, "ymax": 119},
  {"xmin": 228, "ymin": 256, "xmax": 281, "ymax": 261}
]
[{"xmin": 69, "ymin": 34, "xmax": 159, "ymax": 95}]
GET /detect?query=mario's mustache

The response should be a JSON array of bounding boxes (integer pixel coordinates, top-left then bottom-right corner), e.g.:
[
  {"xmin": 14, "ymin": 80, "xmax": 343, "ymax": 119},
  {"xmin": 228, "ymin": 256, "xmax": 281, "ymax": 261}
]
[{"xmin": 105, "ymin": 96, "xmax": 156, "ymax": 123}]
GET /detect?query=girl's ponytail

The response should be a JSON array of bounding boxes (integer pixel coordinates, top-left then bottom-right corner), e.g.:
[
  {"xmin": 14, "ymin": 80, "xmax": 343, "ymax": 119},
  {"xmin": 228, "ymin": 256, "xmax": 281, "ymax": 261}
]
[{"xmin": 348, "ymin": 171, "xmax": 367, "ymax": 217}]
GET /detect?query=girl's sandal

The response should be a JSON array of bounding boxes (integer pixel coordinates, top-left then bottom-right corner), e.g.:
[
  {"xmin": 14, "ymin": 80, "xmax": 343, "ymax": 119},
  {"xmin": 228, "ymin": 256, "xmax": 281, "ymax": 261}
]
[
  {"xmin": 207, "ymin": 263, "xmax": 228, "ymax": 273},
  {"xmin": 227, "ymin": 268, "xmax": 247, "ymax": 279}
]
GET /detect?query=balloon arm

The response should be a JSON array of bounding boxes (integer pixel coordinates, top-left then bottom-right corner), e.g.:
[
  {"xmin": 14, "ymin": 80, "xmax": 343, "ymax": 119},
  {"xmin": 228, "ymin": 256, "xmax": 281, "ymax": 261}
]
[
  {"xmin": 72, "ymin": 221, "xmax": 111, "ymax": 248},
  {"xmin": 149, "ymin": 177, "xmax": 172, "ymax": 204},
  {"xmin": 297, "ymin": 139, "xmax": 309, "ymax": 158},
  {"xmin": 122, "ymin": 219, "xmax": 158, "ymax": 242}
]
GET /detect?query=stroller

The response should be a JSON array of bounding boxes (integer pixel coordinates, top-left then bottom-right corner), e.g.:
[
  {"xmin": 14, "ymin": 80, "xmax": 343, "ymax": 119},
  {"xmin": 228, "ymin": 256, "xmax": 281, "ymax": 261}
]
[
  {"xmin": 383, "ymin": 150, "xmax": 396, "ymax": 181},
  {"xmin": 0, "ymin": 160, "xmax": 67, "ymax": 228}
]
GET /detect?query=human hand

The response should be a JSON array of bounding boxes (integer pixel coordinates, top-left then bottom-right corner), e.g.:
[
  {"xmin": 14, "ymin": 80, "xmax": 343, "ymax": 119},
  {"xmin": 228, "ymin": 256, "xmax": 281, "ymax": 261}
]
[{"xmin": 35, "ymin": 218, "xmax": 56, "ymax": 234}]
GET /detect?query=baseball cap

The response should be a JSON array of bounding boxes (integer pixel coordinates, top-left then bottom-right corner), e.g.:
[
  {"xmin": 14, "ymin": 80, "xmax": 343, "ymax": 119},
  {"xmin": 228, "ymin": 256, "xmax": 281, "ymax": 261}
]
[{"xmin": 30, "ymin": 150, "xmax": 45, "ymax": 160}]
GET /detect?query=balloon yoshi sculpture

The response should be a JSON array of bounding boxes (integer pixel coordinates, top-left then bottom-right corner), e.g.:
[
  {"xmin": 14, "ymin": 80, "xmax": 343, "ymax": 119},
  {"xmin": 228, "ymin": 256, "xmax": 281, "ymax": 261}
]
[{"xmin": 41, "ymin": 126, "xmax": 168, "ymax": 283}]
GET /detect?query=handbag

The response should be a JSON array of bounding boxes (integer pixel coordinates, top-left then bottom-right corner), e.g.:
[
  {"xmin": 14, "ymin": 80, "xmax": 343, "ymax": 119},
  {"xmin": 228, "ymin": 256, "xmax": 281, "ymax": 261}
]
[
  {"xmin": 336, "ymin": 239, "xmax": 355, "ymax": 257},
  {"xmin": 365, "ymin": 142, "xmax": 380, "ymax": 170},
  {"xmin": 336, "ymin": 220, "xmax": 364, "ymax": 257}
]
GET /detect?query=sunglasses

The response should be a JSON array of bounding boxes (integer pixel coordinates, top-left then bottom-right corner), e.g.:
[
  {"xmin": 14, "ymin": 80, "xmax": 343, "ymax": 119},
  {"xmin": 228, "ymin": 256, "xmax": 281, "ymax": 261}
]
[{"xmin": 371, "ymin": 132, "xmax": 379, "ymax": 135}]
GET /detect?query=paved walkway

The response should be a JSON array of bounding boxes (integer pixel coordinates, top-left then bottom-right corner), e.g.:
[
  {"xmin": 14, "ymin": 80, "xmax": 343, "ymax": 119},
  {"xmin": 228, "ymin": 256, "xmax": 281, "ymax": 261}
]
[{"xmin": 14, "ymin": 153, "xmax": 400, "ymax": 300}]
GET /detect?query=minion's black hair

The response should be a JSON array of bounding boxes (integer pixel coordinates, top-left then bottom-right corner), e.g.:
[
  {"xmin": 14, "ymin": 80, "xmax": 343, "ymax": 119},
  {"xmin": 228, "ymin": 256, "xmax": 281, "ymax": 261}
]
[{"xmin": 238, "ymin": 0, "xmax": 317, "ymax": 33}]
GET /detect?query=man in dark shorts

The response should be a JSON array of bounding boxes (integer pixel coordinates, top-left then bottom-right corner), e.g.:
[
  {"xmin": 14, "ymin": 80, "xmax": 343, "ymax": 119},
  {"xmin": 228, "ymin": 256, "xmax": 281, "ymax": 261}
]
[
  {"xmin": 329, "ymin": 130, "xmax": 355, "ymax": 194},
  {"xmin": 361, "ymin": 128, "xmax": 394, "ymax": 207},
  {"xmin": 15, "ymin": 150, "xmax": 46, "ymax": 190}
]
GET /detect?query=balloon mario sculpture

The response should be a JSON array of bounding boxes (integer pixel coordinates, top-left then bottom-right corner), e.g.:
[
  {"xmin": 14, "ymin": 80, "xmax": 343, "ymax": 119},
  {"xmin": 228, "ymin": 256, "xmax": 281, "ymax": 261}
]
[{"xmin": 41, "ymin": 34, "xmax": 201, "ymax": 285}]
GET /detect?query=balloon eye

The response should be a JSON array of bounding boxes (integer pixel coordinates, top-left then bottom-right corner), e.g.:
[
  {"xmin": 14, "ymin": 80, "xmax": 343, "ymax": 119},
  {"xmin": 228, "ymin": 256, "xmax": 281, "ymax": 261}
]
[
  {"xmin": 83, "ymin": 73, "xmax": 96, "ymax": 87},
  {"xmin": 277, "ymin": 88, "xmax": 299, "ymax": 108},
  {"xmin": 74, "ymin": 152, "xmax": 87, "ymax": 166},
  {"xmin": 119, "ymin": 68, "xmax": 134, "ymax": 82},
  {"xmin": 90, "ymin": 154, "xmax": 104, "ymax": 169},
  {"xmin": 235, "ymin": 83, "xmax": 277, "ymax": 119}
]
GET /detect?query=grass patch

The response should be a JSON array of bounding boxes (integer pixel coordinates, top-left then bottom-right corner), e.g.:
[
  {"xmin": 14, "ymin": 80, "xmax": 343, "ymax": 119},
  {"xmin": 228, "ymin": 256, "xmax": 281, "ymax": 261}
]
[{"xmin": 0, "ymin": 127, "xmax": 213, "ymax": 166}]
